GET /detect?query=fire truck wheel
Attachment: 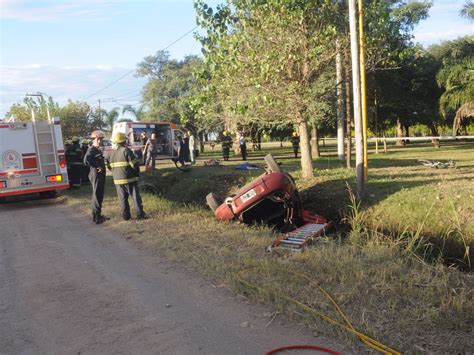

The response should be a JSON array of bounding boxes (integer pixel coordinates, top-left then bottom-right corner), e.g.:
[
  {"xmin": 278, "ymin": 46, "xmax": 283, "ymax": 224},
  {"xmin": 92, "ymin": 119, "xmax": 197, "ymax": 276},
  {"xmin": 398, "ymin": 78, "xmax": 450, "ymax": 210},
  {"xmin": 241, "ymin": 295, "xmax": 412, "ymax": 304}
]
[
  {"xmin": 0, "ymin": 197, "xmax": 6, "ymax": 203},
  {"xmin": 39, "ymin": 190, "xmax": 57, "ymax": 199},
  {"xmin": 206, "ymin": 192, "xmax": 222, "ymax": 212}
]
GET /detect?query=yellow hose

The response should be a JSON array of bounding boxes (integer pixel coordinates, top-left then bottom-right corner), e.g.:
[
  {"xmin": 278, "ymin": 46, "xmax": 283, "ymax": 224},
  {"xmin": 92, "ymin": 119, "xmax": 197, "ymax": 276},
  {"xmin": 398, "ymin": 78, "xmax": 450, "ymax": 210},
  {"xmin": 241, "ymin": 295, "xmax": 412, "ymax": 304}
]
[{"xmin": 235, "ymin": 267, "xmax": 401, "ymax": 354}]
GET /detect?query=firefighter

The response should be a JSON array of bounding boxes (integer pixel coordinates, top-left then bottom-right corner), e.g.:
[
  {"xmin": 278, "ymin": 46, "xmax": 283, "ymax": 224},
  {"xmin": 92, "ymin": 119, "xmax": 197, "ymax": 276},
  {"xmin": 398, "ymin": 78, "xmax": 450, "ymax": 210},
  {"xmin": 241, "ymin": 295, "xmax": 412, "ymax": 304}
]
[
  {"xmin": 66, "ymin": 136, "xmax": 83, "ymax": 187},
  {"xmin": 222, "ymin": 131, "xmax": 231, "ymax": 161},
  {"xmin": 290, "ymin": 131, "xmax": 300, "ymax": 158},
  {"xmin": 105, "ymin": 132, "xmax": 147, "ymax": 221},
  {"xmin": 81, "ymin": 139, "xmax": 91, "ymax": 184},
  {"xmin": 84, "ymin": 131, "xmax": 108, "ymax": 224}
]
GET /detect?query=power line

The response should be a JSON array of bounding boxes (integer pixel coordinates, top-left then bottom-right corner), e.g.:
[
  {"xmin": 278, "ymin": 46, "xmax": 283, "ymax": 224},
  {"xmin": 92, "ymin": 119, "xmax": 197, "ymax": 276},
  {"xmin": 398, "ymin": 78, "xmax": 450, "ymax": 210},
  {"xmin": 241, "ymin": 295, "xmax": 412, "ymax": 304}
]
[{"xmin": 81, "ymin": 25, "xmax": 198, "ymax": 101}]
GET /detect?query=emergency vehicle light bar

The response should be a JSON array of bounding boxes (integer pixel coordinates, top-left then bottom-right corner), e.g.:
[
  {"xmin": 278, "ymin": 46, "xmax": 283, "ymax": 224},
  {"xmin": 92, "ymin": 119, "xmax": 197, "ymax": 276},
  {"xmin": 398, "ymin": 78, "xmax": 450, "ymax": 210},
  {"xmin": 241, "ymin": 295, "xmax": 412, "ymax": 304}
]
[{"xmin": 46, "ymin": 175, "xmax": 63, "ymax": 183}]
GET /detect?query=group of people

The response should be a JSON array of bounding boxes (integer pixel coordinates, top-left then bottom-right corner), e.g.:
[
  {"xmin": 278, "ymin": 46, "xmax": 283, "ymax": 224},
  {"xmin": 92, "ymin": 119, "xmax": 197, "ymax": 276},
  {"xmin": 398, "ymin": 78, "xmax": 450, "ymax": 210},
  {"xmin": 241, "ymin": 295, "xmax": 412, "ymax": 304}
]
[
  {"xmin": 65, "ymin": 131, "xmax": 147, "ymax": 225},
  {"xmin": 220, "ymin": 131, "xmax": 300, "ymax": 161}
]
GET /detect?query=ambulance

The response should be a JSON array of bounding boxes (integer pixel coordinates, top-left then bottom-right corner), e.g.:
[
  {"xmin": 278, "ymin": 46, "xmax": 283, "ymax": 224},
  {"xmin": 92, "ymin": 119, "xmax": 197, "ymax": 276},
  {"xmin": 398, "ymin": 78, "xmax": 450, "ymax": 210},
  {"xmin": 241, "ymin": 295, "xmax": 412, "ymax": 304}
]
[
  {"xmin": 111, "ymin": 121, "xmax": 184, "ymax": 161},
  {"xmin": 0, "ymin": 114, "xmax": 69, "ymax": 200}
]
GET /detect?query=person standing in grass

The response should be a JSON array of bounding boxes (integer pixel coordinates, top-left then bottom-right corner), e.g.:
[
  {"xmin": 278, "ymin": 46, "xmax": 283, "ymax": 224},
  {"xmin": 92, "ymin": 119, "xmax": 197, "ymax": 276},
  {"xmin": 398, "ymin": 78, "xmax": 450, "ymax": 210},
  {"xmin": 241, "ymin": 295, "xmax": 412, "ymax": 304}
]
[
  {"xmin": 188, "ymin": 130, "xmax": 196, "ymax": 165},
  {"xmin": 239, "ymin": 133, "xmax": 247, "ymax": 161},
  {"xmin": 106, "ymin": 132, "xmax": 147, "ymax": 221},
  {"xmin": 222, "ymin": 131, "xmax": 231, "ymax": 161},
  {"xmin": 290, "ymin": 131, "xmax": 300, "ymax": 158},
  {"xmin": 143, "ymin": 133, "xmax": 157, "ymax": 171}
]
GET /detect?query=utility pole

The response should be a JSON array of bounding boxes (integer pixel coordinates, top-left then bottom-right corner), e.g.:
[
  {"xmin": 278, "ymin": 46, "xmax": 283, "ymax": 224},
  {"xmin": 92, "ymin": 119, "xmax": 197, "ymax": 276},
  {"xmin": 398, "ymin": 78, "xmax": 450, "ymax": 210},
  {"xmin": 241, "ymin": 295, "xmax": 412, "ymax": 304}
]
[
  {"xmin": 336, "ymin": 39, "xmax": 345, "ymax": 161},
  {"xmin": 359, "ymin": 0, "xmax": 369, "ymax": 178},
  {"xmin": 348, "ymin": 0, "xmax": 365, "ymax": 200}
]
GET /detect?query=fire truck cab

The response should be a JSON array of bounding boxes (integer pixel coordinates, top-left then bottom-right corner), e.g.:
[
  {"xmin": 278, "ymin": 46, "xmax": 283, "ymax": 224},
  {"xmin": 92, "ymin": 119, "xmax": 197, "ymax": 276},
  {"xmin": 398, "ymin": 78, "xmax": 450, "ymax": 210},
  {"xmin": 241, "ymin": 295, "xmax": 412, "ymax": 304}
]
[
  {"xmin": 111, "ymin": 121, "xmax": 183, "ymax": 161},
  {"xmin": 0, "ymin": 115, "xmax": 69, "ymax": 200}
]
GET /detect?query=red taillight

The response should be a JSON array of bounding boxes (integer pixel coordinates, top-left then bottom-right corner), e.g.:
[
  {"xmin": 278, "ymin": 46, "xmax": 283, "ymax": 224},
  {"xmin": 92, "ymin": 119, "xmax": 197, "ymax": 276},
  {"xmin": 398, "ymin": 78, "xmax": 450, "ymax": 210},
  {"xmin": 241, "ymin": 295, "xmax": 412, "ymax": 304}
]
[
  {"xmin": 0, "ymin": 181, "xmax": 6, "ymax": 189},
  {"xmin": 47, "ymin": 175, "xmax": 63, "ymax": 183},
  {"xmin": 58, "ymin": 154, "xmax": 66, "ymax": 169}
]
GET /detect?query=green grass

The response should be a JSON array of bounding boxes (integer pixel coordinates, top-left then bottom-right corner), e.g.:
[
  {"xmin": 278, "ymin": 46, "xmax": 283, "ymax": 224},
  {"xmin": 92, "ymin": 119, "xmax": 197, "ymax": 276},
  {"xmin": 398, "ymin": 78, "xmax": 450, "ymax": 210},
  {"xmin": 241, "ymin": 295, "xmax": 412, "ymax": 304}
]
[{"xmin": 65, "ymin": 141, "xmax": 474, "ymax": 354}]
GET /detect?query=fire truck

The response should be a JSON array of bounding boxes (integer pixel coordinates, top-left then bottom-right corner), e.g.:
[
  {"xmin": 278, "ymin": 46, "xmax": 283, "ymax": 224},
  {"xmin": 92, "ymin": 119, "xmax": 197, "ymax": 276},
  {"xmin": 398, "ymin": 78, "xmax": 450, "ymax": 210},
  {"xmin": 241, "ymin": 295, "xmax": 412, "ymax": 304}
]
[{"xmin": 0, "ymin": 113, "xmax": 69, "ymax": 200}]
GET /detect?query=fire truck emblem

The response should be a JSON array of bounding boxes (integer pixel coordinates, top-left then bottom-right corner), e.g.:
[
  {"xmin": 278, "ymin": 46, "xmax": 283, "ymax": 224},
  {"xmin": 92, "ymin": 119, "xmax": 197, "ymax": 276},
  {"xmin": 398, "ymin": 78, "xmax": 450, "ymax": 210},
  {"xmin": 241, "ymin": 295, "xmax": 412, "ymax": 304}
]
[{"xmin": 3, "ymin": 150, "xmax": 22, "ymax": 170}]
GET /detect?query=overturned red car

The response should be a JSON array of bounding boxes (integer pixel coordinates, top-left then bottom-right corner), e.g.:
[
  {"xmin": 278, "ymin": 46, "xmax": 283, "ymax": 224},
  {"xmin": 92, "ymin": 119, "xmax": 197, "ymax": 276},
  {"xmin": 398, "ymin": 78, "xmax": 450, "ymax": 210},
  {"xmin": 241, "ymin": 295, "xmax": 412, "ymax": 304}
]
[{"xmin": 206, "ymin": 155, "xmax": 329, "ymax": 236}]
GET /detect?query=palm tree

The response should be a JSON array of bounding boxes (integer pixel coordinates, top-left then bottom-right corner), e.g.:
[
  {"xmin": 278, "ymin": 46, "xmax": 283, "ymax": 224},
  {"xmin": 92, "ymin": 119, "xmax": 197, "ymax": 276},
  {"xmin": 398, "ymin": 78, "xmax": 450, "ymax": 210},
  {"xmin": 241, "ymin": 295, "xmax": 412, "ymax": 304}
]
[
  {"xmin": 105, "ymin": 107, "xmax": 120, "ymax": 130},
  {"xmin": 460, "ymin": 1, "xmax": 474, "ymax": 20},
  {"xmin": 122, "ymin": 104, "xmax": 147, "ymax": 121}
]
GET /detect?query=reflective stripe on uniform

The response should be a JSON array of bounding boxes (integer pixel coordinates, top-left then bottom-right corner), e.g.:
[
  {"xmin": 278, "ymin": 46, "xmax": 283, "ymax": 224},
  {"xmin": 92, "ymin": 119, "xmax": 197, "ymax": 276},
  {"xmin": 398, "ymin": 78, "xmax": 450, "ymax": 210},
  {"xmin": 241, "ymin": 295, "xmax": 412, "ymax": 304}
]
[
  {"xmin": 113, "ymin": 177, "xmax": 138, "ymax": 185},
  {"xmin": 110, "ymin": 162, "xmax": 132, "ymax": 168}
]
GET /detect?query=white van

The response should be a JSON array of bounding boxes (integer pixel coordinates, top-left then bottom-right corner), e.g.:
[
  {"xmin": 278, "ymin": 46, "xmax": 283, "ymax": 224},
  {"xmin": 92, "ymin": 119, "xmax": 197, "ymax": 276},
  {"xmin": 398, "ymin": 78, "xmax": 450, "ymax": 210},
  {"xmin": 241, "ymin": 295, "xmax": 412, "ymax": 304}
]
[{"xmin": 111, "ymin": 121, "xmax": 184, "ymax": 161}]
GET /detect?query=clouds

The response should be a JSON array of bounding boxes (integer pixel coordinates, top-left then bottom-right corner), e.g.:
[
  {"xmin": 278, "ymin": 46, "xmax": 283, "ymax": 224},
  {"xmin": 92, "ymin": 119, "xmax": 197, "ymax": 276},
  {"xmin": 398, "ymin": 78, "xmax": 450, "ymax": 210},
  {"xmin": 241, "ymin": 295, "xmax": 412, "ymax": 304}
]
[
  {"xmin": 415, "ymin": 24, "xmax": 473, "ymax": 45},
  {"xmin": 0, "ymin": 0, "xmax": 118, "ymax": 23},
  {"xmin": 0, "ymin": 64, "xmax": 146, "ymax": 117}
]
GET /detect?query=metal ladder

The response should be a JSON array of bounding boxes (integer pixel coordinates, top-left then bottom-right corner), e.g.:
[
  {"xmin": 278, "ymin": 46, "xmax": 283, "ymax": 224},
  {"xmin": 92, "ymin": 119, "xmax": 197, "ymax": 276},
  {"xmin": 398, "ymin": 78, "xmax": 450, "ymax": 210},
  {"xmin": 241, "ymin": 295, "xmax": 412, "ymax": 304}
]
[
  {"xmin": 267, "ymin": 223, "xmax": 328, "ymax": 252},
  {"xmin": 31, "ymin": 110, "xmax": 58, "ymax": 176}
]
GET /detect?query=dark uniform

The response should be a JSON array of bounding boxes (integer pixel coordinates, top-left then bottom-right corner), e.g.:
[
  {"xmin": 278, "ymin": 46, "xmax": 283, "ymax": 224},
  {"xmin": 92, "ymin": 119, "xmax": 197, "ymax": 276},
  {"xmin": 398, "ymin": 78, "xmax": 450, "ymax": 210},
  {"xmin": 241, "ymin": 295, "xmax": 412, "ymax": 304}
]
[
  {"xmin": 239, "ymin": 136, "xmax": 247, "ymax": 161},
  {"xmin": 81, "ymin": 142, "xmax": 90, "ymax": 184},
  {"xmin": 106, "ymin": 144, "xmax": 146, "ymax": 220},
  {"xmin": 291, "ymin": 135, "xmax": 300, "ymax": 158},
  {"xmin": 222, "ymin": 135, "xmax": 231, "ymax": 161},
  {"xmin": 84, "ymin": 145, "xmax": 106, "ymax": 223},
  {"xmin": 65, "ymin": 141, "xmax": 83, "ymax": 187}
]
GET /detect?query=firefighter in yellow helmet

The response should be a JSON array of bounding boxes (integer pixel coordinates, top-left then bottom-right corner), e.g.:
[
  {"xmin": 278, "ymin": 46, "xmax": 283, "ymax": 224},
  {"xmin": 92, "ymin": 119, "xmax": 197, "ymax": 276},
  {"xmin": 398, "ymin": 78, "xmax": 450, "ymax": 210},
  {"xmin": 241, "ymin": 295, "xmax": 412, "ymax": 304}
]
[
  {"xmin": 65, "ymin": 136, "xmax": 83, "ymax": 187},
  {"xmin": 84, "ymin": 130, "xmax": 108, "ymax": 224},
  {"xmin": 290, "ymin": 131, "xmax": 300, "ymax": 158},
  {"xmin": 105, "ymin": 132, "xmax": 147, "ymax": 221},
  {"xmin": 221, "ymin": 130, "xmax": 231, "ymax": 161}
]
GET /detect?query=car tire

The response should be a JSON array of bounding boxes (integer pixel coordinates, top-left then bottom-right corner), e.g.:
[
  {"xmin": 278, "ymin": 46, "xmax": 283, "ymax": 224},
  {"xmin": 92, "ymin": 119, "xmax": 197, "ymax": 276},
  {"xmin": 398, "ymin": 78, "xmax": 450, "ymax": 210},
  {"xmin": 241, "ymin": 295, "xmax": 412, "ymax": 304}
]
[
  {"xmin": 206, "ymin": 192, "xmax": 222, "ymax": 212},
  {"xmin": 264, "ymin": 154, "xmax": 281, "ymax": 173}
]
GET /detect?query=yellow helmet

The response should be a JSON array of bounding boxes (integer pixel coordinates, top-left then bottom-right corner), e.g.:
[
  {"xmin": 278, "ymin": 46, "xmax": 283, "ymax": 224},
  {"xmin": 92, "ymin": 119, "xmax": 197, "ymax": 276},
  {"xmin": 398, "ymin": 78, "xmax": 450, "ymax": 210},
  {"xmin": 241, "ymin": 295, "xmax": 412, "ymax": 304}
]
[
  {"xmin": 223, "ymin": 130, "xmax": 228, "ymax": 136},
  {"xmin": 65, "ymin": 140, "xmax": 72, "ymax": 145},
  {"xmin": 292, "ymin": 132, "xmax": 298, "ymax": 137},
  {"xmin": 72, "ymin": 136, "xmax": 80, "ymax": 142},
  {"xmin": 112, "ymin": 132, "xmax": 127, "ymax": 144}
]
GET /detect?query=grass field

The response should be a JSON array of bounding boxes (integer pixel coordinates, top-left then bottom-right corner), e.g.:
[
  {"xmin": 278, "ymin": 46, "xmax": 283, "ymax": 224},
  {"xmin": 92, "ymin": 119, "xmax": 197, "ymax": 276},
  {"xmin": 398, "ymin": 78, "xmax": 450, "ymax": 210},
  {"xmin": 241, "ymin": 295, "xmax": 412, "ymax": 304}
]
[{"xmin": 65, "ymin": 141, "xmax": 474, "ymax": 354}]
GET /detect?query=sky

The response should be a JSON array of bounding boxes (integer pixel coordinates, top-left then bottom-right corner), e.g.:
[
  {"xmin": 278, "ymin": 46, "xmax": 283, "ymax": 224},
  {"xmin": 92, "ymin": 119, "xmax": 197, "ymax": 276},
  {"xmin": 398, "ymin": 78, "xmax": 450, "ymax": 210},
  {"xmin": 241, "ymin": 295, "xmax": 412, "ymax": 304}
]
[{"xmin": 0, "ymin": 0, "xmax": 472, "ymax": 119}]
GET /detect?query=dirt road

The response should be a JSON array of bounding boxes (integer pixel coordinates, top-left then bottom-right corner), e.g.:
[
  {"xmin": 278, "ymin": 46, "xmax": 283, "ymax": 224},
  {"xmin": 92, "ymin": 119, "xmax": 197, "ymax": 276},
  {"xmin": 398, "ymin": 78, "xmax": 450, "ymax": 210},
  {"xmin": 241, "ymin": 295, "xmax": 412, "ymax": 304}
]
[{"xmin": 0, "ymin": 199, "xmax": 345, "ymax": 354}]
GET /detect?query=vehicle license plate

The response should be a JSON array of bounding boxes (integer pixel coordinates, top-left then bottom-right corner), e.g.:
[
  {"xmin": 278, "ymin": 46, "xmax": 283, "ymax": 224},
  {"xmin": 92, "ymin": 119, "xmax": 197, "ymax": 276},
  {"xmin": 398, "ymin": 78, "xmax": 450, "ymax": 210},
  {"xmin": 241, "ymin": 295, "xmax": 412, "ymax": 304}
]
[{"xmin": 240, "ymin": 188, "xmax": 257, "ymax": 203}]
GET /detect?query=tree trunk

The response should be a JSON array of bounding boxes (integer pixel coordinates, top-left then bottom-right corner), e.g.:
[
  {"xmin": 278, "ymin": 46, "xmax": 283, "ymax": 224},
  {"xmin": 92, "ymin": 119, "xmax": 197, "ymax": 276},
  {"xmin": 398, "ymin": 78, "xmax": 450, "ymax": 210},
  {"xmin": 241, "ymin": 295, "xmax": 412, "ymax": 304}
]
[
  {"xmin": 311, "ymin": 126, "xmax": 320, "ymax": 158},
  {"xmin": 345, "ymin": 48, "xmax": 352, "ymax": 169},
  {"xmin": 396, "ymin": 119, "xmax": 404, "ymax": 146},
  {"xmin": 336, "ymin": 39, "xmax": 345, "ymax": 161},
  {"xmin": 383, "ymin": 134, "xmax": 387, "ymax": 153},
  {"xmin": 198, "ymin": 131, "xmax": 205, "ymax": 152},
  {"xmin": 349, "ymin": 0, "xmax": 365, "ymax": 199},
  {"xmin": 299, "ymin": 120, "xmax": 313, "ymax": 178}
]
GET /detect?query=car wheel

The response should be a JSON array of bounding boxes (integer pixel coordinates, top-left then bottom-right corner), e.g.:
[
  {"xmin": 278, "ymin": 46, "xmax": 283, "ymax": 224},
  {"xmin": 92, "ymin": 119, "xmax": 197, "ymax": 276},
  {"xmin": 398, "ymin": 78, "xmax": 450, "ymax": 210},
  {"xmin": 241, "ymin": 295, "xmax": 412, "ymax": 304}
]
[
  {"xmin": 206, "ymin": 193, "xmax": 223, "ymax": 212},
  {"xmin": 264, "ymin": 154, "xmax": 281, "ymax": 173}
]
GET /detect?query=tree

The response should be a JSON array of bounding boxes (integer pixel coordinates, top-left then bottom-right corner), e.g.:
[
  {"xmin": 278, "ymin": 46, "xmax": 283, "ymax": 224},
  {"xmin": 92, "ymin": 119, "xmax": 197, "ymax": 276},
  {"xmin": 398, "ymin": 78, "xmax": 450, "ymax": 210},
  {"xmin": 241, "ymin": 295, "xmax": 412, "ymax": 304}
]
[
  {"xmin": 430, "ymin": 36, "xmax": 474, "ymax": 127},
  {"xmin": 7, "ymin": 95, "xmax": 60, "ymax": 122},
  {"xmin": 60, "ymin": 101, "xmax": 92, "ymax": 138},
  {"xmin": 461, "ymin": 1, "xmax": 474, "ymax": 20},
  {"xmin": 122, "ymin": 104, "xmax": 147, "ymax": 121},
  {"xmin": 137, "ymin": 51, "xmax": 203, "ymax": 125},
  {"xmin": 104, "ymin": 107, "xmax": 120, "ymax": 131},
  {"xmin": 195, "ymin": 0, "xmax": 341, "ymax": 178}
]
